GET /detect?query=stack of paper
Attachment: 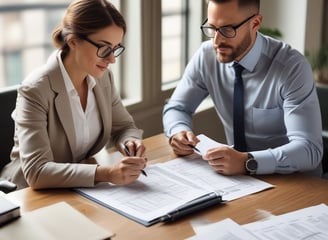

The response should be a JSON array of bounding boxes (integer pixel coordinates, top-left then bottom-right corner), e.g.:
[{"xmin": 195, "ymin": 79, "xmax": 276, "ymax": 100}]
[{"xmin": 75, "ymin": 135, "xmax": 274, "ymax": 227}]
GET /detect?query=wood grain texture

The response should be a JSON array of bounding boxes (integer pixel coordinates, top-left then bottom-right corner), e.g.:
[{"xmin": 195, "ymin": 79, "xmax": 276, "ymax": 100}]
[{"xmin": 8, "ymin": 134, "xmax": 328, "ymax": 240}]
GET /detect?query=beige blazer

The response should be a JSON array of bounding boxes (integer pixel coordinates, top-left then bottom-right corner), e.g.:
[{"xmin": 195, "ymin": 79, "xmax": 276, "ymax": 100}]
[{"xmin": 1, "ymin": 52, "xmax": 142, "ymax": 190}]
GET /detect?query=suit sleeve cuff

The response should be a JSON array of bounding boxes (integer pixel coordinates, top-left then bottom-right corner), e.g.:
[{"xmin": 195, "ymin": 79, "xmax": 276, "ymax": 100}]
[{"xmin": 250, "ymin": 150, "xmax": 276, "ymax": 174}]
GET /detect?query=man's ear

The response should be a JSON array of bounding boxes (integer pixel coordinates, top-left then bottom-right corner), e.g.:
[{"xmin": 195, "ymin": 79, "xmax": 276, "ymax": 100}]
[{"xmin": 252, "ymin": 14, "xmax": 262, "ymax": 32}]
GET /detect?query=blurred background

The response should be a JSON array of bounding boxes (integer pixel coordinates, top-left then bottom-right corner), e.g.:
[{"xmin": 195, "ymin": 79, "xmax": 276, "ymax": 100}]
[{"xmin": 0, "ymin": 0, "xmax": 326, "ymax": 141}]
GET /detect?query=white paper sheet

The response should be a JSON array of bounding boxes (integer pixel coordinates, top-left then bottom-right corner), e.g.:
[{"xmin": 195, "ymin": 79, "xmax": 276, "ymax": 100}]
[
  {"xmin": 76, "ymin": 134, "xmax": 273, "ymax": 225},
  {"xmin": 76, "ymin": 157, "xmax": 273, "ymax": 223},
  {"xmin": 160, "ymin": 157, "xmax": 273, "ymax": 201},
  {"xmin": 243, "ymin": 204, "xmax": 328, "ymax": 240},
  {"xmin": 188, "ymin": 204, "xmax": 328, "ymax": 240},
  {"xmin": 195, "ymin": 134, "xmax": 231, "ymax": 155},
  {"xmin": 77, "ymin": 165, "xmax": 210, "ymax": 222},
  {"xmin": 187, "ymin": 218, "xmax": 257, "ymax": 240}
]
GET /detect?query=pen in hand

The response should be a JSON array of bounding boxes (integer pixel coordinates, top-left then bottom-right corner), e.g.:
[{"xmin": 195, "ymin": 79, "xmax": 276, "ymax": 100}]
[
  {"xmin": 188, "ymin": 144, "xmax": 201, "ymax": 154},
  {"xmin": 123, "ymin": 145, "xmax": 148, "ymax": 177}
]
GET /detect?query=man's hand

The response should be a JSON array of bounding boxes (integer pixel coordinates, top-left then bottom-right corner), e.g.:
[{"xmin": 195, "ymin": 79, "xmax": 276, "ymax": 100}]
[
  {"xmin": 203, "ymin": 146, "xmax": 248, "ymax": 175},
  {"xmin": 169, "ymin": 131, "xmax": 200, "ymax": 156}
]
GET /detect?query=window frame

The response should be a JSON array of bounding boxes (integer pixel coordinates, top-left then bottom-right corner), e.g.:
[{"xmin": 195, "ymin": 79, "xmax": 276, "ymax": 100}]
[
  {"xmin": 0, "ymin": 0, "xmax": 205, "ymax": 137},
  {"xmin": 122, "ymin": 0, "xmax": 204, "ymax": 114}
]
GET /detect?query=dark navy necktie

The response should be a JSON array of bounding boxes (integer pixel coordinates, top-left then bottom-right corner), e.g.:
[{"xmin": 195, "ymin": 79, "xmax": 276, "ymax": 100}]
[{"xmin": 233, "ymin": 63, "xmax": 247, "ymax": 152}]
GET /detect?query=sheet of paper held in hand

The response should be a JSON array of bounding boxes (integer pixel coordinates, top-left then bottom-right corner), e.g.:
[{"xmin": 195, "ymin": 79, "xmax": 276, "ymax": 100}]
[{"xmin": 76, "ymin": 134, "xmax": 273, "ymax": 224}]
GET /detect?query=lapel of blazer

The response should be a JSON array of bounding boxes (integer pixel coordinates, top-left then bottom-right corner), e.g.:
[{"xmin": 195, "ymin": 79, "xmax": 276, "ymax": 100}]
[{"xmin": 47, "ymin": 53, "xmax": 76, "ymax": 160}]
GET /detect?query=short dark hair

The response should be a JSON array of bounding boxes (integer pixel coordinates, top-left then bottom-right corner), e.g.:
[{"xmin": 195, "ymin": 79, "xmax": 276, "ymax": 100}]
[
  {"xmin": 208, "ymin": 0, "xmax": 260, "ymax": 13},
  {"xmin": 52, "ymin": 0, "xmax": 126, "ymax": 56}
]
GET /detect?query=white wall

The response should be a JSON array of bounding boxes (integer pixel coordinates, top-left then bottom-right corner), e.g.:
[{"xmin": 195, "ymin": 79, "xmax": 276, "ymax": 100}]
[{"xmin": 260, "ymin": 0, "xmax": 324, "ymax": 53}]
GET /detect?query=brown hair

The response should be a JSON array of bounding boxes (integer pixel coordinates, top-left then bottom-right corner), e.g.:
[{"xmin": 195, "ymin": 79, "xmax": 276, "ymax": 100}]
[
  {"xmin": 52, "ymin": 0, "xmax": 126, "ymax": 57},
  {"xmin": 208, "ymin": 0, "xmax": 260, "ymax": 13}
]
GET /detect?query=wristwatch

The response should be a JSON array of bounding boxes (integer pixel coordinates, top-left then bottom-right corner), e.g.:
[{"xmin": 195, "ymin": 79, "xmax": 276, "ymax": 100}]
[{"xmin": 245, "ymin": 153, "xmax": 258, "ymax": 175}]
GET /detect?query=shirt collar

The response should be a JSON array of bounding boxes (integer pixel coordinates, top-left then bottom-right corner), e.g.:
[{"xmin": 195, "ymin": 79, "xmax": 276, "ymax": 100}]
[{"xmin": 230, "ymin": 32, "xmax": 263, "ymax": 72}]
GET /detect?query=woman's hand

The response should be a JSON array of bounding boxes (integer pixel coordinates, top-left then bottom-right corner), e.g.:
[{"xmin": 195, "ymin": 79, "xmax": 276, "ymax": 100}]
[
  {"xmin": 122, "ymin": 139, "xmax": 146, "ymax": 157},
  {"xmin": 95, "ymin": 155, "xmax": 148, "ymax": 185}
]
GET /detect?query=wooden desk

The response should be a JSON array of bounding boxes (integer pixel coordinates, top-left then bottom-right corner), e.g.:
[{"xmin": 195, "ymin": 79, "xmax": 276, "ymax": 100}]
[{"xmin": 8, "ymin": 134, "xmax": 328, "ymax": 240}]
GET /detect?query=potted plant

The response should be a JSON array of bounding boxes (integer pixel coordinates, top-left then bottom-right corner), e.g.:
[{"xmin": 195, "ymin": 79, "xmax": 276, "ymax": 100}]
[
  {"xmin": 306, "ymin": 43, "xmax": 328, "ymax": 85},
  {"xmin": 259, "ymin": 26, "xmax": 282, "ymax": 39}
]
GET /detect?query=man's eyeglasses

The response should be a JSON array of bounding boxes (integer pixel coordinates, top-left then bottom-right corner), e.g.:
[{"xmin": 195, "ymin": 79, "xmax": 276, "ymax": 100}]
[
  {"xmin": 200, "ymin": 14, "xmax": 256, "ymax": 38},
  {"xmin": 79, "ymin": 35, "xmax": 125, "ymax": 58}
]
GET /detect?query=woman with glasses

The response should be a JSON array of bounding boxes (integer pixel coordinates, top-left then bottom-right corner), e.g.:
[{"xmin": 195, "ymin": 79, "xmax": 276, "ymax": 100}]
[
  {"xmin": 163, "ymin": 0, "xmax": 322, "ymax": 176},
  {"xmin": 1, "ymin": 0, "xmax": 147, "ymax": 190}
]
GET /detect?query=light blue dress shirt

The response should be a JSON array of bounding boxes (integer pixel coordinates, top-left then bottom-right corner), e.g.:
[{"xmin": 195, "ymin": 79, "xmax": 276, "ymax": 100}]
[{"xmin": 163, "ymin": 33, "xmax": 323, "ymax": 175}]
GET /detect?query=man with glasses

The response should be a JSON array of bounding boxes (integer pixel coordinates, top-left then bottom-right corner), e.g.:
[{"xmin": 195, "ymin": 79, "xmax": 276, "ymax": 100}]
[{"xmin": 163, "ymin": 0, "xmax": 323, "ymax": 176}]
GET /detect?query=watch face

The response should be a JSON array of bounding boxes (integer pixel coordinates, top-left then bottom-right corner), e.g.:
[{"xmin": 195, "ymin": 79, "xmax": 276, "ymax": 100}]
[{"xmin": 246, "ymin": 159, "xmax": 258, "ymax": 171}]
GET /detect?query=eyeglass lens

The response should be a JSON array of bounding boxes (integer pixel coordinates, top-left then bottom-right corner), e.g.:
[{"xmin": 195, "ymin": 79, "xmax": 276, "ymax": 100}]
[
  {"xmin": 201, "ymin": 15, "xmax": 256, "ymax": 38},
  {"xmin": 202, "ymin": 26, "xmax": 236, "ymax": 38},
  {"xmin": 98, "ymin": 45, "xmax": 125, "ymax": 58}
]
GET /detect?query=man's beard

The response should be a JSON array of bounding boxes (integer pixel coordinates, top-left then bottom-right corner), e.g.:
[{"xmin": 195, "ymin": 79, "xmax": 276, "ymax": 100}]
[{"xmin": 213, "ymin": 32, "xmax": 252, "ymax": 63}]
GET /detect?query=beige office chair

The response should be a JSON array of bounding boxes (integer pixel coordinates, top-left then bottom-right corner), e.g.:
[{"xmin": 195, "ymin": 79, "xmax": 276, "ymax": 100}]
[{"xmin": 0, "ymin": 85, "xmax": 18, "ymax": 193}]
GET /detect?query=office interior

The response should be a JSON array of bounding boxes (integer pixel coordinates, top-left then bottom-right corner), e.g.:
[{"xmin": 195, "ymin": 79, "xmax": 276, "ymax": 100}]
[{"xmin": 0, "ymin": 0, "xmax": 327, "ymax": 162}]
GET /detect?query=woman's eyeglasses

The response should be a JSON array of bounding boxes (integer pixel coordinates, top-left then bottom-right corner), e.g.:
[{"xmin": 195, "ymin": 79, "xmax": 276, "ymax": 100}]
[{"xmin": 79, "ymin": 35, "xmax": 125, "ymax": 58}]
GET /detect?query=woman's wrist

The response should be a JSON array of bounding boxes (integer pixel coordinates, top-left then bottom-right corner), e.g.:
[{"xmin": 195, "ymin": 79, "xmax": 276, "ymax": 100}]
[{"xmin": 95, "ymin": 165, "xmax": 111, "ymax": 183}]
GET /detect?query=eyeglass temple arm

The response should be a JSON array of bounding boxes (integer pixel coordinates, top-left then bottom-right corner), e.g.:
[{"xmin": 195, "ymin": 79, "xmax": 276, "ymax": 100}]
[{"xmin": 201, "ymin": 18, "xmax": 208, "ymax": 26}]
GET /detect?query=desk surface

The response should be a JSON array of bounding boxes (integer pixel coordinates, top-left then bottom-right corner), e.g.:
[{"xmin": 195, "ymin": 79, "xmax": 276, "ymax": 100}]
[{"xmin": 8, "ymin": 134, "xmax": 328, "ymax": 240}]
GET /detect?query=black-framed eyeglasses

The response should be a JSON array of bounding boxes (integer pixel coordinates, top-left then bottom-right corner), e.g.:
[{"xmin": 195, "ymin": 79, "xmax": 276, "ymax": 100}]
[
  {"xmin": 200, "ymin": 14, "xmax": 256, "ymax": 38},
  {"xmin": 79, "ymin": 35, "xmax": 125, "ymax": 58}
]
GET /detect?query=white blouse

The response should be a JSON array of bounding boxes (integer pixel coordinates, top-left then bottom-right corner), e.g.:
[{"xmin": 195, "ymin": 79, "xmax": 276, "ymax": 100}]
[{"xmin": 57, "ymin": 51, "xmax": 102, "ymax": 161}]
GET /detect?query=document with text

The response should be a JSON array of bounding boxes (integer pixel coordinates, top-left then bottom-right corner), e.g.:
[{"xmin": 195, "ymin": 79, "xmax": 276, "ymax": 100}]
[
  {"xmin": 75, "ymin": 145, "xmax": 273, "ymax": 226},
  {"xmin": 188, "ymin": 204, "xmax": 328, "ymax": 240},
  {"xmin": 243, "ymin": 203, "xmax": 328, "ymax": 240},
  {"xmin": 160, "ymin": 157, "xmax": 273, "ymax": 201}
]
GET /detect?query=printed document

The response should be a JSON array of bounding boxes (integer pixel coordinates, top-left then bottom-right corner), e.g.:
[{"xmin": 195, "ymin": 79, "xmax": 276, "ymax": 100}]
[
  {"xmin": 160, "ymin": 157, "xmax": 273, "ymax": 201},
  {"xmin": 243, "ymin": 203, "xmax": 328, "ymax": 239},
  {"xmin": 187, "ymin": 204, "xmax": 328, "ymax": 240},
  {"xmin": 76, "ymin": 134, "xmax": 273, "ymax": 226}
]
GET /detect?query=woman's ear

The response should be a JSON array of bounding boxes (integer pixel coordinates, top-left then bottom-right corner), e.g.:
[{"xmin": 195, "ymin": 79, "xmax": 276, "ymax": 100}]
[{"xmin": 66, "ymin": 35, "xmax": 79, "ymax": 50}]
